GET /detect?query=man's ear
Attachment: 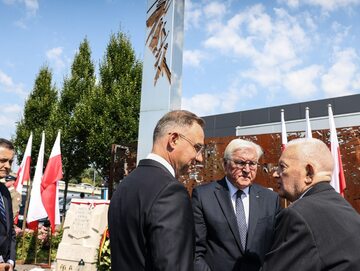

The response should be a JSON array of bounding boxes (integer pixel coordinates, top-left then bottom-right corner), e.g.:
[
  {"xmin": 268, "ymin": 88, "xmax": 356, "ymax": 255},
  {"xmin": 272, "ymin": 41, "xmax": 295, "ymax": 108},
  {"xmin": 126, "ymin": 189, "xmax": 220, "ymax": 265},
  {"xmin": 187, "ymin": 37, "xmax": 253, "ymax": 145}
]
[
  {"xmin": 168, "ymin": 132, "xmax": 178, "ymax": 150},
  {"xmin": 305, "ymin": 164, "xmax": 314, "ymax": 184}
]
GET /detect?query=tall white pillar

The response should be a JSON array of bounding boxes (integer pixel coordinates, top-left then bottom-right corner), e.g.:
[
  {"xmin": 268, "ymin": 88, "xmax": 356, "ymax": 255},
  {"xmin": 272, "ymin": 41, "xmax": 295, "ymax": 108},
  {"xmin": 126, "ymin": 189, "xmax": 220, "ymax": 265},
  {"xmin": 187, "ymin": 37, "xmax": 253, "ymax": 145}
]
[{"xmin": 137, "ymin": 0, "xmax": 185, "ymax": 162}]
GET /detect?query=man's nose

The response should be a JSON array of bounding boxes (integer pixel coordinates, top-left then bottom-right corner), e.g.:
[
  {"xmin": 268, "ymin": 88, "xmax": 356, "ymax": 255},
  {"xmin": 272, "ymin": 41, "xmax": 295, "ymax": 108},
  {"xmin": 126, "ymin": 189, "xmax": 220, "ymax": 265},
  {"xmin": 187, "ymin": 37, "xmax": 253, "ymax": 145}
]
[
  {"xmin": 242, "ymin": 163, "xmax": 251, "ymax": 172},
  {"xmin": 272, "ymin": 170, "xmax": 279, "ymax": 178},
  {"xmin": 195, "ymin": 152, "xmax": 203, "ymax": 163}
]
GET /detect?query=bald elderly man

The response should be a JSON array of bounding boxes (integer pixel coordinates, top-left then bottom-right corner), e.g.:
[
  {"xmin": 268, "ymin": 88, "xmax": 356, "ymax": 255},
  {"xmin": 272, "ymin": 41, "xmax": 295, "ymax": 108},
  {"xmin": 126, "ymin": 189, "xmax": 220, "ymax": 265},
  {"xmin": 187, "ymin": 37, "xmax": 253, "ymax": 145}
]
[{"xmin": 262, "ymin": 138, "xmax": 360, "ymax": 271}]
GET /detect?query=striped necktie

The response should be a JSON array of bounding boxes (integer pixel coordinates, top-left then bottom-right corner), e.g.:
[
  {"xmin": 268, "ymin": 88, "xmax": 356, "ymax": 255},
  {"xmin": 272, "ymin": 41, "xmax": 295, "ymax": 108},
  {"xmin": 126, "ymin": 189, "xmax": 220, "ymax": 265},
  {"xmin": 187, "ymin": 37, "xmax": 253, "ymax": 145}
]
[
  {"xmin": 236, "ymin": 190, "xmax": 247, "ymax": 250},
  {"xmin": 0, "ymin": 193, "xmax": 7, "ymax": 225}
]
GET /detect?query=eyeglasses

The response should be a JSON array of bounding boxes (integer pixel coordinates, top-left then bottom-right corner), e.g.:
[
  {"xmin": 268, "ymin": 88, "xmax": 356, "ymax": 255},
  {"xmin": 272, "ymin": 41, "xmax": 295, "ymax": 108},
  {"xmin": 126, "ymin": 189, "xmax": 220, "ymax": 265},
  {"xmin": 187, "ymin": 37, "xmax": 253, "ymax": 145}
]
[
  {"xmin": 262, "ymin": 163, "xmax": 286, "ymax": 175},
  {"xmin": 178, "ymin": 133, "xmax": 204, "ymax": 156},
  {"xmin": 227, "ymin": 159, "xmax": 259, "ymax": 170}
]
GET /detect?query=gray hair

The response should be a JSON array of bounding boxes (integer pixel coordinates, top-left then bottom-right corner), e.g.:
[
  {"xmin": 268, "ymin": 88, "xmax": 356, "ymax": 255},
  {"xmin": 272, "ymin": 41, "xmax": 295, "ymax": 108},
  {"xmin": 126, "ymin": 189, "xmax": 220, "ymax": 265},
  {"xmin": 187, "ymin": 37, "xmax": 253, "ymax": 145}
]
[
  {"xmin": 153, "ymin": 110, "xmax": 205, "ymax": 143},
  {"xmin": 224, "ymin": 138, "xmax": 263, "ymax": 161}
]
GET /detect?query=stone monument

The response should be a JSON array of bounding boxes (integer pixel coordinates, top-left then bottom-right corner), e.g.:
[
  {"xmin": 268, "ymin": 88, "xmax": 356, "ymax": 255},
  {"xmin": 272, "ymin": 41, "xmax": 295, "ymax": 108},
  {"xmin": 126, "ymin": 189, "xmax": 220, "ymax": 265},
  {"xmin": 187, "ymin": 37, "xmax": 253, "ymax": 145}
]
[{"xmin": 56, "ymin": 199, "xmax": 110, "ymax": 271}]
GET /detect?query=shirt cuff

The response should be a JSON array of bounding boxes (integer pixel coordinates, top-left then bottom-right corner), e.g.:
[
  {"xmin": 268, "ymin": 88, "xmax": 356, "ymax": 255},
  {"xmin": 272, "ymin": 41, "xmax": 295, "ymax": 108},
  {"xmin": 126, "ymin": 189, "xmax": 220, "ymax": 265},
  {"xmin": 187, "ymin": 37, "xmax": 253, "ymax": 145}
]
[{"xmin": 7, "ymin": 259, "xmax": 14, "ymax": 266}]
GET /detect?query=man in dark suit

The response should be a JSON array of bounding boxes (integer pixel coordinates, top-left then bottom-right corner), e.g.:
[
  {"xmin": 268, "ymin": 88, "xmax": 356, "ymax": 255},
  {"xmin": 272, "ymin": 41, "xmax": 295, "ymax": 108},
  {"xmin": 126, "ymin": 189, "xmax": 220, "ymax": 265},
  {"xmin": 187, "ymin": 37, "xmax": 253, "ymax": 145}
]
[
  {"xmin": 108, "ymin": 110, "xmax": 205, "ymax": 271},
  {"xmin": 0, "ymin": 139, "xmax": 16, "ymax": 271},
  {"xmin": 192, "ymin": 139, "xmax": 281, "ymax": 271},
  {"xmin": 262, "ymin": 138, "xmax": 360, "ymax": 271}
]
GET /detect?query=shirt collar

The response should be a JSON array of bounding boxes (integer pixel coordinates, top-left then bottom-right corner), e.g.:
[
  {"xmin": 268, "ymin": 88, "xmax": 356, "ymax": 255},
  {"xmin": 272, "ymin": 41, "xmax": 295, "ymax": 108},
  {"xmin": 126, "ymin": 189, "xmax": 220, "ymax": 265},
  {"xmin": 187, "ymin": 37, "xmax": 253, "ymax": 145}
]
[
  {"xmin": 146, "ymin": 153, "xmax": 175, "ymax": 177},
  {"xmin": 225, "ymin": 177, "xmax": 250, "ymax": 197}
]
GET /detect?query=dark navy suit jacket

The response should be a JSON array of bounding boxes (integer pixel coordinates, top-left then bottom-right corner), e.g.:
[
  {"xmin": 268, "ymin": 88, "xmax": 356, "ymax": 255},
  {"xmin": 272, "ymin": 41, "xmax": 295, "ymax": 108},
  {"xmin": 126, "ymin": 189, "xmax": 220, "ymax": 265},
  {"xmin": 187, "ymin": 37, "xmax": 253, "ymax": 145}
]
[
  {"xmin": 262, "ymin": 182, "xmax": 360, "ymax": 271},
  {"xmin": 192, "ymin": 178, "xmax": 281, "ymax": 271},
  {"xmin": 108, "ymin": 159, "xmax": 195, "ymax": 271},
  {"xmin": 0, "ymin": 182, "xmax": 16, "ymax": 264}
]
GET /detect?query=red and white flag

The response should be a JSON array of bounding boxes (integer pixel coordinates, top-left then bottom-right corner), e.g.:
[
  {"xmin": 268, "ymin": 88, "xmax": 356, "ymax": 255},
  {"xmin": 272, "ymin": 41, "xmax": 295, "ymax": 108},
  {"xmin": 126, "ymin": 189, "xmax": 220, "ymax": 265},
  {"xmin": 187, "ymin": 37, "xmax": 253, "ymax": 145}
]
[
  {"xmin": 41, "ymin": 131, "xmax": 62, "ymax": 232},
  {"xmin": 281, "ymin": 109, "xmax": 287, "ymax": 151},
  {"xmin": 328, "ymin": 104, "xmax": 346, "ymax": 196},
  {"xmin": 27, "ymin": 132, "xmax": 47, "ymax": 228},
  {"xmin": 14, "ymin": 133, "xmax": 33, "ymax": 194},
  {"xmin": 305, "ymin": 107, "xmax": 312, "ymax": 138}
]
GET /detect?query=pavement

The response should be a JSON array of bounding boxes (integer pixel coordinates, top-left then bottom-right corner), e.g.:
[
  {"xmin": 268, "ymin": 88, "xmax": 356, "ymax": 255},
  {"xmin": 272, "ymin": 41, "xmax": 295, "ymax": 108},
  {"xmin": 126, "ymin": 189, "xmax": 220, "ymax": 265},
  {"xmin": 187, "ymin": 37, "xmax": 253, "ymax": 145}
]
[{"xmin": 15, "ymin": 264, "xmax": 53, "ymax": 271}]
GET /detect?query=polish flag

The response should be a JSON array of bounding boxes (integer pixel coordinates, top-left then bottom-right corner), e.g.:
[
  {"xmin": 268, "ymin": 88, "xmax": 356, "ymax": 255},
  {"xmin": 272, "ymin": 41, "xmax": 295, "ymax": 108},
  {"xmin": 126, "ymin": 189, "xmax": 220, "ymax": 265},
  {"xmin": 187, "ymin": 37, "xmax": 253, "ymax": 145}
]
[
  {"xmin": 328, "ymin": 104, "xmax": 346, "ymax": 196},
  {"xmin": 281, "ymin": 109, "xmax": 287, "ymax": 151},
  {"xmin": 305, "ymin": 107, "xmax": 312, "ymax": 138},
  {"xmin": 27, "ymin": 132, "xmax": 47, "ymax": 229},
  {"xmin": 41, "ymin": 131, "xmax": 62, "ymax": 232},
  {"xmin": 14, "ymin": 133, "xmax": 33, "ymax": 194}
]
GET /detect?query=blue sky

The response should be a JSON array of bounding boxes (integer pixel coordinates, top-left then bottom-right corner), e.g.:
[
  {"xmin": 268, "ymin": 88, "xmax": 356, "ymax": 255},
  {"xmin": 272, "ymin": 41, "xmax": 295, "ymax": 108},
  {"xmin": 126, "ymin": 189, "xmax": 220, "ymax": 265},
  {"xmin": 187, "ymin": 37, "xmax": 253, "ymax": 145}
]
[{"xmin": 1, "ymin": 0, "xmax": 360, "ymax": 140}]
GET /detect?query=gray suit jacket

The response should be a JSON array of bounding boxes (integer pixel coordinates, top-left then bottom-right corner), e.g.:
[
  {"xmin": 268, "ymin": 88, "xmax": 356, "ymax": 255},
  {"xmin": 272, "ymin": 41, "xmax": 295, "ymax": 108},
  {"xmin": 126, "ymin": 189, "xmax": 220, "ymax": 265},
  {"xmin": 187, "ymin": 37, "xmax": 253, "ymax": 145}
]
[
  {"xmin": 262, "ymin": 182, "xmax": 360, "ymax": 271},
  {"xmin": 192, "ymin": 178, "xmax": 281, "ymax": 271}
]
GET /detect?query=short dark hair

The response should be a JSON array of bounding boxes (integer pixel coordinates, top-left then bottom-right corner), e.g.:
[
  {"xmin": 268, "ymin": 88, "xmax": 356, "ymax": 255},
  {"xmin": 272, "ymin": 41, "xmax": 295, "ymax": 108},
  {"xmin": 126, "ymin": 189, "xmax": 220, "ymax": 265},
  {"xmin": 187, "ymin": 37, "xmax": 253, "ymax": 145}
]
[
  {"xmin": 0, "ymin": 138, "xmax": 15, "ymax": 151},
  {"xmin": 153, "ymin": 110, "xmax": 205, "ymax": 143}
]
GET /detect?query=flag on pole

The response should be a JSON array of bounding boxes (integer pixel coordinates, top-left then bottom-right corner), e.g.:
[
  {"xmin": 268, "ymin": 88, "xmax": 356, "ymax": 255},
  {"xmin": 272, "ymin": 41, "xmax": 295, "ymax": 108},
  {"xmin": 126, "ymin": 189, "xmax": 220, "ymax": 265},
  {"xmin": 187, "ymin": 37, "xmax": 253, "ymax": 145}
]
[
  {"xmin": 305, "ymin": 107, "xmax": 312, "ymax": 138},
  {"xmin": 27, "ymin": 132, "xmax": 47, "ymax": 229},
  {"xmin": 281, "ymin": 109, "xmax": 287, "ymax": 151},
  {"xmin": 41, "ymin": 131, "xmax": 62, "ymax": 232},
  {"xmin": 328, "ymin": 104, "xmax": 346, "ymax": 196},
  {"xmin": 14, "ymin": 133, "xmax": 33, "ymax": 194}
]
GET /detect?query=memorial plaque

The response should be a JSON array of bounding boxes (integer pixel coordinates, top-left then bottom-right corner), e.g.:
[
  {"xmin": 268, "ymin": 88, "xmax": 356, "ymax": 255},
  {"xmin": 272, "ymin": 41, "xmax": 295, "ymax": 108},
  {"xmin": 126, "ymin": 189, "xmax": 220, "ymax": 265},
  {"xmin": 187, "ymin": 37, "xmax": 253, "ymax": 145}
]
[{"xmin": 56, "ymin": 199, "xmax": 110, "ymax": 271}]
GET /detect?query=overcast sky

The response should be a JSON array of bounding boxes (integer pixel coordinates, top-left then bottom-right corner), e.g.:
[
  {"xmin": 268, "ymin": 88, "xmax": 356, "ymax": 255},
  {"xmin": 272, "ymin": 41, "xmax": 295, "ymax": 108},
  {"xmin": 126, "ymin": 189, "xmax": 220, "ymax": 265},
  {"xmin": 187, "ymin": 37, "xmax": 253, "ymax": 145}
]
[{"xmin": 1, "ymin": 0, "xmax": 360, "ymax": 140}]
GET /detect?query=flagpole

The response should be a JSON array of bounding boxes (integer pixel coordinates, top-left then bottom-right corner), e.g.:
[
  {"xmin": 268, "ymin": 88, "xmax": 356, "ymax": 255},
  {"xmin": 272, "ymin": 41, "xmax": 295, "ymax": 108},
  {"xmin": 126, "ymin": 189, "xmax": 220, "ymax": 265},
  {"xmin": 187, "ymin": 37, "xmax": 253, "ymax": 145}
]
[
  {"xmin": 305, "ymin": 107, "xmax": 312, "ymax": 138},
  {"xmin": 21, "ymin": 177, "xmax": 33, "ymax": 261},
  {"xmin": 48, "ymin": 226, "xmax": 52, "ymax": 267}
]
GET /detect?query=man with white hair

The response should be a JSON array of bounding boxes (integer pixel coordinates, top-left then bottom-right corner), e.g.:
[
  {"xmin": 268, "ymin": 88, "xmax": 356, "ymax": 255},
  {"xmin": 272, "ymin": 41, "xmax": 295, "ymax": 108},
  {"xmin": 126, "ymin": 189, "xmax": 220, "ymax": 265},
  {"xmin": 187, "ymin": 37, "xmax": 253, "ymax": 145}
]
[
  {"xmin": 262, "ymin": 138, "xmax": 360, "ymax": 271},
  {"xmin": 192, "ymin": 138, "xmax": 281, "ymax": 271}
]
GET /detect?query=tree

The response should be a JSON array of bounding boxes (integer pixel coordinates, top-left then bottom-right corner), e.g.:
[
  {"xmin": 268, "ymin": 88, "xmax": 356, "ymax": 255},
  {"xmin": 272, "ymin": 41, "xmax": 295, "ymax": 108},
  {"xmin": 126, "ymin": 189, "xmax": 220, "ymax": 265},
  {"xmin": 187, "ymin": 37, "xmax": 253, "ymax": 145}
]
[
  {"xmin": 73, "ymin": 31, "xmax": 142, "ymax": 178},
  {"xmin": 14, "ymin": 66, "xmax": 58, "ymax": 168},
  {"xmin": 52, "ymin": 38, "xmax": 96, "ymax": 182},
  {"xmin": 45, "ymin": 39, "xmax": 97, "ymax": 214}
]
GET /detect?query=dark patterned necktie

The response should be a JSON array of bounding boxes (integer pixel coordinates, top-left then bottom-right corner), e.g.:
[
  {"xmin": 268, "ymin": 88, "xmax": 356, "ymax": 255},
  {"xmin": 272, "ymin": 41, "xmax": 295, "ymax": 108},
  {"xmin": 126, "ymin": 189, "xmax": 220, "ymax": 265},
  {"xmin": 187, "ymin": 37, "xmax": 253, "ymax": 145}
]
[
  {"xmin": 236, "ymin": 190, "xmax": 247, "ymax": 250},
  {"xmin": 0, "ymin": 193, "xmax": 7, "ymax": 225}
]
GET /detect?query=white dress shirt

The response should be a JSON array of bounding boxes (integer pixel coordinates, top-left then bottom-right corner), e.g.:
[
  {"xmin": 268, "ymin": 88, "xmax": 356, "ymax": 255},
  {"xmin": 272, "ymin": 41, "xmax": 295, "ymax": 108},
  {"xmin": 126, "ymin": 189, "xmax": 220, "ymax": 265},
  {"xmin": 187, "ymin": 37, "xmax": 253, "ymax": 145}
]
[
  {"xmin": 146, "ymin": 153, "xmax": 175, "ymax": 177},
  {"xmin": 226, "ymin": 178, "xmax": 250, "ymax": 226}
]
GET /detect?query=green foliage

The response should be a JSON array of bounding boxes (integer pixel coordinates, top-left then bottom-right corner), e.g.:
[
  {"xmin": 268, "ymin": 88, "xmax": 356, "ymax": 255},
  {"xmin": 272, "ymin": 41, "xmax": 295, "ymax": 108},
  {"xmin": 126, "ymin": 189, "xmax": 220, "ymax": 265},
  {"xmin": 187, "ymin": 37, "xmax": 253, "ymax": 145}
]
[
  {"xmin": 80, "ymin": 168, "xmax": 103, "ymax": 186},
  {"xmin": 13, "ymin": 66, "xmax": 58, "ymax": 169},
  {"xmin": 97, "ymin": 229, "xmax": 111, "ymax": 271},
  {"xmin": 73, "ymin": 31, "xmax": 142, "ymax": 177},
  {"xmin": 53, "ymin": 38, "xmax": 96, "ymax": 182},
  {"xmin": 13, "ymin": 30, "xmax": 142, "ymax": 185},
  {"xmin": 16, "ymin": 228, "xmax": 63, "ymax": 264}
]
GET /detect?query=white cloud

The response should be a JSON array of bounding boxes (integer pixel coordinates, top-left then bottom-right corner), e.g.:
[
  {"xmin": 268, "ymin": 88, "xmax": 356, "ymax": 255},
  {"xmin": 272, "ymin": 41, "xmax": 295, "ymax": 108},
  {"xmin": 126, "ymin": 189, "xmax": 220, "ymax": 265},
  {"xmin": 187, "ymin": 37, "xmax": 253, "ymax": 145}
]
[
  {"xmin": 184, "ymin": 0, "xmax": 202, "ymax": 30},
  {"xmin": 283, "ymin": 65, "xmax": 323, "ymax": 98},
  {"xmin": 182, "ymin": 78, "xmax": 256, "ymax": 116},
  {"xmin": 204, "ymin": 4, "xmax": 315, "ymax": 94},
  {"xmin": 2, "ymin": 0, "xmax": 39, "ymax": 15},
  {"xmin": 321, "ymin": 48, "xmax": 359, "ymax": 97},
  {"xmin": 24, "ymin": 0, "xmax": 39, "ymax": 15},
  {"xmin": 331, "ymin": 21, "xmax": 351, "ymax": 45},
  {"xmin": 182, "ymin": 93, "xmax": 221, "ymax": 116},
  {"xmin": 0, "ymin": 70, "xmax": 27, "ymax": 97},
  {"xmin": 279, "ymin": 0, "xmax": 360, "ymax": 11},
  {"xmin": 203, "ymin": 2, "xmax": 226, "ymax": 19},
  {"xmin": 46, "ymin": 47, "xmax": 66, "ymax": 71},
  {"xmin": 0, "ymin": 70, "xmax": 13, "ymax": 86},
  {"xmin": 0, "ymin": 104, "xmax": 22, "ymax": 139},
  {"xmin": 183, "ymin": 50, "xmax": 206, "ymax": 67}
]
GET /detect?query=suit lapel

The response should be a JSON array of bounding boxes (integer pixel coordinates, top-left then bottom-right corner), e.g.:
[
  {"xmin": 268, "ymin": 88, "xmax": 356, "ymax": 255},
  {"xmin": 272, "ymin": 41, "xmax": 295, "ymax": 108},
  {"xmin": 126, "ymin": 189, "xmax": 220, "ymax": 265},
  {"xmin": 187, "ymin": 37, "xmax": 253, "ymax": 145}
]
[
  {"xmin": 247, "ymin": 185, "xmax": 261, "ymax": 247},
  {"xmin": 214, "ymin": 179, "xmax": 243, "ymax": 252},
  {"xmin": 0, "ymin": 185, "xmax": 8, "ymax": 229}
]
